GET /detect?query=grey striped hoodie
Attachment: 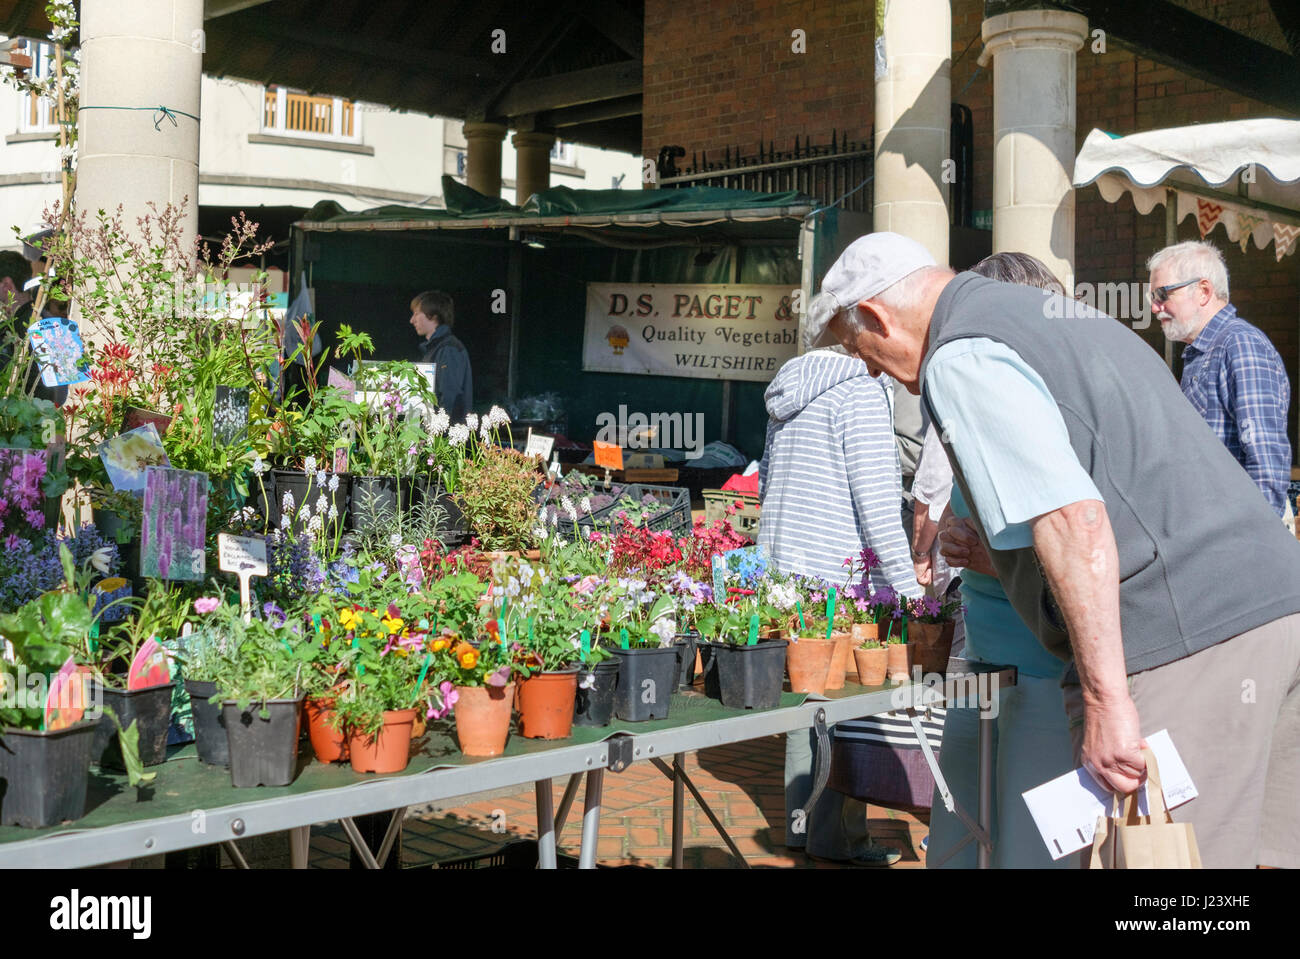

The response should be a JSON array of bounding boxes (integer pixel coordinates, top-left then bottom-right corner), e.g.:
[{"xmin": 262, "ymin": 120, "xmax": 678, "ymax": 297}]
[{"xmin": 758, "ymin": 350, "xmax": 921, "ymax": 598}]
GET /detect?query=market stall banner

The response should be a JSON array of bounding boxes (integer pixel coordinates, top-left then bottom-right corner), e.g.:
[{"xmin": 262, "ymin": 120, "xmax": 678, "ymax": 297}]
[{"xmin": 583, "ymin": 282, "xmax": 798, "ymax": 383}]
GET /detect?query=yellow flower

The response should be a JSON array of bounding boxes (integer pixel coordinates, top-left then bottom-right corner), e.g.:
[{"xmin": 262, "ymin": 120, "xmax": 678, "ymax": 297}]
[
  {"xmin": 338, "ymin": 608, "xmax": 359, "ymax": 630},
  {"xmin": 382, "ymin": 614, "xmax": 404, "ymax": 635},
  {"xmin": 431, "ymin": 638, "xmax": 450, "ymax": 653}
]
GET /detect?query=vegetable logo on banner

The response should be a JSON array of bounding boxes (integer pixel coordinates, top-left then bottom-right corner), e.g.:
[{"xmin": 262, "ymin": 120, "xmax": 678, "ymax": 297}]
[{"xmin": 583, "ymin": 282, "xmax": 798, "ymax": 383}]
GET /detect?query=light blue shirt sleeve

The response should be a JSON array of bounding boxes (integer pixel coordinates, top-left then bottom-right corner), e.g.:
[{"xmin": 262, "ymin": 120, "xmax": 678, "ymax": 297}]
[{"xmin": 924, "ymin": 338, "xmax": 1103, "ymax": 549}]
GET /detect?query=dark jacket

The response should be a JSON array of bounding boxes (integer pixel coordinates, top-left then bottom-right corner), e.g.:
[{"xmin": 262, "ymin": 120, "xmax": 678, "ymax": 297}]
[{"xmin": 417, "ymin": 324, "xmax": 473, "ymax": 423}]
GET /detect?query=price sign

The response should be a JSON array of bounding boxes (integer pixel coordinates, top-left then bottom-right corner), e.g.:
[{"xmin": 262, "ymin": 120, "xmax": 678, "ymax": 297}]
[
  {"xmin": 593, "ymin": 439, "xmax": 623, "ymax": 471},
  {"xmin": 524, "ymin": 429, "xmax": 555, "ymax": 461},
  {"xmin": 218, "ymin": 533, "xmax": 267, "ymax": 619}
]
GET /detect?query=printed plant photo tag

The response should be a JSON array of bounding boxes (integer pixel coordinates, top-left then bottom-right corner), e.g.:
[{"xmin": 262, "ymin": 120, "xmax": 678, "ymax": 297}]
[
  {"xmin": 122, "ymin": 406, "xmax": 173, "ymax": 437},
  {"xmin": 27, "ymin": 315, "xmax": 90, "ymax": 387},
  {"xmin": 99, "ymin": 423, "xmax": 170, "ymax": 493},
  {"xmin": 140, "ymin": 466, "xmax": 208, "ymax": 582},
  {"xmin": 212, "ymin": 385, "xmax": 250, "ymax": 446}
]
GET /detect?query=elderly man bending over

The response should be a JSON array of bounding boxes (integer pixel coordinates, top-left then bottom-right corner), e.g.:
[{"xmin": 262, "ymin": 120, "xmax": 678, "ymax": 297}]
[{"xmin": 808, "ymin": 232, "xmax": 1300, "ymax": 869}]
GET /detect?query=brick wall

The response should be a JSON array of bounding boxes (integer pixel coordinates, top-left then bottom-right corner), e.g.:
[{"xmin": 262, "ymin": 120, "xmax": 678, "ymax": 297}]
[{"xmin": 642, "ymin": 0, "xmax": 1300, "ymax": 452}]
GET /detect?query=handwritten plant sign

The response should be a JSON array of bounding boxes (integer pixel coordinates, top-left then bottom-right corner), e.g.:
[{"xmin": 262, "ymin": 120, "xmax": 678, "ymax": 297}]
[
  {"xmin": 217, "ymin": 533, "xmax": 267, "ymax": 619},
  {"xmin": 140, "ymin": 467, "xmax": 208, "ymax": 582},
  {"xmin": 212, "ymin": 386, "xmax": 250, "ymax": 446}
]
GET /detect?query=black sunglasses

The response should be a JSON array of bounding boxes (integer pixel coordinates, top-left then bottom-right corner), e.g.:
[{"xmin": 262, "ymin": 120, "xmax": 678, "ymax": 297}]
[{"xmin": 1149, "ymin": 278, "xmax": 1201, "ymax": 306}]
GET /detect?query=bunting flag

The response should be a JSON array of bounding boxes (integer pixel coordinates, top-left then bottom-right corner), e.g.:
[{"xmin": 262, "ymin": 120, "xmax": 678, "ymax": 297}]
[
  {"xmin": 1235, "ymin": 212, "xmax": 1266, "ymax": 253},
  {"xmin": 1196, "ymin": 198, "xmax": 1224, "ymax": 238},
  {"xmin": 1273, "ymin": 222, "xmax": 1300, "ymax": 261}
]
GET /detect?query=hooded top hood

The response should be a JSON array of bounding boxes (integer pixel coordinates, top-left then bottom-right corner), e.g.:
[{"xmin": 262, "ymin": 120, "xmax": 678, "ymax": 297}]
[{"xmin": 764, "ymin": 350, "xmax": 874, "ymax": 422}]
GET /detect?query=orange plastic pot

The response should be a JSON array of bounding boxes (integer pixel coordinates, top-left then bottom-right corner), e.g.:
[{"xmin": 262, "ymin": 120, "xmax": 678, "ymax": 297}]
[
  {"xmin": 516, "ymin": 668, "xmax": 579, "ymax": 740},
  {"xmin": 786, "ymin": 637, "xmax": 836, "ymax": 695},
  {"xmin": 886, "ymin": 642, "xmax": 913, "ymax": 683},
  {"xmin": 347, "ymin": 708, "xmax": 418, "ymax": 774},
  {"xmin": 853, "ymin": 646, "xmax": 889, "ymax": 686},
  {"xmin": 453, "ymin": 683, "xmax": 515, "ymax": 757},
  {"xmin": 304, "ymin": 695, "xmax": 348, "ymax": 763},
  {"xmin": 825, "ymin": 631, "xmax": 853, "ymax": 690}
]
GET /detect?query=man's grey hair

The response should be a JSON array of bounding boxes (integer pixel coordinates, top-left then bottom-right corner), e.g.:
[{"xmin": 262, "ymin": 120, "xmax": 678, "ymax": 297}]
[
  {"xmin": 1147, "ymin": 240, "xmax": 1229, "ymax": 301},
  {"xmin": 868, "ymin": 265, "xmax": 952, "ymax": 313}
]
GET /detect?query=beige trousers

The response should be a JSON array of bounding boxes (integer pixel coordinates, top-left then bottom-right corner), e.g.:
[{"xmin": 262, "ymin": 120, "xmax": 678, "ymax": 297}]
[{"xmin": 1065, "ymin": 613, "xmax": 1300, "ymax": 868}]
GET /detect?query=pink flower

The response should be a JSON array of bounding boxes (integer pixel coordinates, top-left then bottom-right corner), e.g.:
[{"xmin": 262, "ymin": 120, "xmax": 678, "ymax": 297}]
[
  {"xmin": 426, "ymin": 681, "xmax": 460, "ymax": 720},
  {"xmin": 194, "ymin": 596, "xmax": 220, "ymax": 614}
]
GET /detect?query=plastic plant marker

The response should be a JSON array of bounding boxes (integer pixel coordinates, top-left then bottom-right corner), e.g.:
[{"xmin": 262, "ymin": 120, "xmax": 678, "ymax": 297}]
[
  {"xmin": 127, "ymin": 638, "xmax": 171, "ymax": 690},
  {"xmin": 711, "ymin": 554, "xmax": 726, "ymax": 606},
  {"xmin": 311, "ymin": 614, "xmax": 322, "ymax": 634},
  {"xmin": 44, "ymin": 656, "xmax": 85, "ymax": 731},
  {"xmin": 747, "ymin": 614, "xmax": 760, "ymax": 646},
  {"xmin": 352, "ymin": 636, "xmax": 365, "ymax": 676},
  {"xmin": 825, "ymin": 587, "xmax": 837, "ymax": 639},
  {"xmin": 620, "ymin": 628, "xmax": 630, "ymax": 650},
  {"xmin": 88, "ymin": 620, "xmax": 99, "ymax": 656},
  {"xmin": 580, "ymin": 630, "xmax": 591, "ymax": 662},
  {"xmin": 411, "ymin": 653, "xmax": 433, "ymax": 705},
  {"xmin": 796, "ymin": 602, "xmax": 806, "ymax": 631},
  {"xmin": 218, "ymin": 533, "xmax": 267, "ymax": 622},
  {"xmin": 528, "ymin": 617, "xmax": 535, "ymax": 643}
]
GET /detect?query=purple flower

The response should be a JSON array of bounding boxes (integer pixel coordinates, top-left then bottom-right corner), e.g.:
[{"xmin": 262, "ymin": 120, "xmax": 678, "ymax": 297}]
[{"xmin": 262, "ymin": 601, "xmax": 287, "ymax": 626}]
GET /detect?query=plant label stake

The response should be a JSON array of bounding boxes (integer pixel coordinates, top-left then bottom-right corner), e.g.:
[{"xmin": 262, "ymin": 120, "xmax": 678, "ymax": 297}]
[
  {"xmin": 796, "ymin": 601, "xmax": 806, "ymax": 632},
  {"xmin": 825, "ymin": 587, "xmax": 837, "ymax": 639},
  {"xmin": 524, "ymin": 429, "xmax": 555, "ymax": 462},
  {"xmin": 747, "ymin": 614, "xmax": 760, "ymax": 646},
  {"xmin": 711, "ymin": 554, "xmax": 726, "ymax": 607},
  {"xmin": 218, "ymin": 533, "xmax": 268, "ymax": 622},
  {"xmin": 620, "ymin": 628, "xmax": 630, "ymax": 650},
  {"xmin": 580, "ymin": 629, "xmax": 591, "ymax": 662},
  {"xmin": 127, "ymin": 638, "xmax": 171, "ymax": 690},
  {"xmin": 411, "ymin": 652, "xmax": 433, "ymax": 705}
]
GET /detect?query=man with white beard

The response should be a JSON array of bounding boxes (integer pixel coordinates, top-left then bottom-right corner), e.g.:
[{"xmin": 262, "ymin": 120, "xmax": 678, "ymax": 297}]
[{"xmin": 1148, "ymin": 241, "xmax": 1292, "ymax": 522}]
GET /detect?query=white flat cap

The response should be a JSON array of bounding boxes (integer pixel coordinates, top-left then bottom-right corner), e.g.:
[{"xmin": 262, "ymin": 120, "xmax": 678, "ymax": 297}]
[{"xmin": 805, "ymin": 232, "xmax": 937, "ymax": 350}]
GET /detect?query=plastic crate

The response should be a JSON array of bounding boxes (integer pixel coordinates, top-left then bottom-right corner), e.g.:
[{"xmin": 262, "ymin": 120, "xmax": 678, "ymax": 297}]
[
  {"xmin": 703, "ymin": 489, "xmax": 761, "ymax": 537},
  {"xmin": 625, "ymin": 483, "xmax": 692, "ymax": 536},
  {"xmin": 434, "ymin": 839, "xmax": 579, "ymax": 870},
  {"xmin": 532, "ymin": 474, "xmax": 628, "ymax": 538}
]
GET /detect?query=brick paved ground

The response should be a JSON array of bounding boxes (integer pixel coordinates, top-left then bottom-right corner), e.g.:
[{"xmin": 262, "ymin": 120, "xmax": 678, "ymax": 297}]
[{"xmin": 304, "ymin": 733, "xmax": 930, "ymax": 870}]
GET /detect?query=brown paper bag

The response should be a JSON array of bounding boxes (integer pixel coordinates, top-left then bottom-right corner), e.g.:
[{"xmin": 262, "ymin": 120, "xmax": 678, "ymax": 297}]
[{"xmin": 1090, "ymin": 747, "xmax": 1202, "ymax": 869}]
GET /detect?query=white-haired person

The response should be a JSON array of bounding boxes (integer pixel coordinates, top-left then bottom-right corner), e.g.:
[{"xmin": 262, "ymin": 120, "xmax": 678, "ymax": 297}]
[
  {"xmin": 1148, "ymin": 240, "xmax": 1292, "ymax": 526},
  {"xmin": 807, "ymin": 231, "xmax": 1300, "ymax": 869}
]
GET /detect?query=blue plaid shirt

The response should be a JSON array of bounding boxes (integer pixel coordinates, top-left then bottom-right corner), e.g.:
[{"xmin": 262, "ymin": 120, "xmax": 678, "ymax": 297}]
[{"xmin": 1180, "ymin": 304, "xmax": 1292, "ymax": 515}]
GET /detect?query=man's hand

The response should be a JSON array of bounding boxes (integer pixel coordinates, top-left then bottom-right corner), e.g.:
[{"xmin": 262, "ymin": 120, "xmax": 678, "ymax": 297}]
[
  {"xmin": 937, "ymin": 510, "xmax": 997, "ymax": 578},
  {"xmin": 1080, "ymin": 692, "xmax": 1148, "ymax": 794}
]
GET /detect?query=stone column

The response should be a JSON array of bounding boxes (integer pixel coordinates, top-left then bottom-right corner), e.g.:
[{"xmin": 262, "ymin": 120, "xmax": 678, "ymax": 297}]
[
  {"xmin": 979, "ymin": 8, "xmax": 1088, "ymax": 291},
  {"xmin": 512, "ymin": 131, "xmax": 555, "ymax": 205},
  {"xmin": 873, "ymin": 0, "xmax": 951, "ymax": 266},
  {"xmin": 76, "ymin": 0, "xmax": 203, "ymax": 289},
  {"xmin": 463, "ymin": 121, "xmax": 508, "ymax": 198}
]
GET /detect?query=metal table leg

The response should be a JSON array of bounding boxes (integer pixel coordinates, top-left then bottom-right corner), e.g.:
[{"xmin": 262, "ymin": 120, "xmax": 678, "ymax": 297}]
[
  {"xmin": 671, "ymin": 753, "xmax": 685, "ymax": 869},
  {"xmin": 535, "ymin": 778, "xmax": 557, "ymax": 869},
  {"xmin": 977, "ymin": 705, "xmax": 995, "ymax": 869},
  {"xmin": 578, "ymin": 768, "xmax": 604, "ymax": 869},
  {"xmin": 554, "ymin": 772, "xmax": 583, "ymax": 837},
  {"xmin": 288, "ymin": 826, "xmax": 311, "ymax": 869}
]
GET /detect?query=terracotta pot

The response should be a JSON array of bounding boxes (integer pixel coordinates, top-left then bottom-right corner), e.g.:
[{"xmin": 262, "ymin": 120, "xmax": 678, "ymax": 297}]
[
  {"xmin": 848, "ymin": 623, "xmax": 881, "ymax": 682},
  {"xmin": 908, "ymin": 621, "xmax": 956, "ymax": 675},
  {"xmin": 785, "ymin": 637, "xmax": 836, "ymax": 695},
  {"xmin": 411, "ymin": 713, "xmax": 427, "ymax": 739},
  {"xmin": 453, "ymin": 683, "xmax": 515, "ymax": 757},
  {"xmin": 347, "ymin": 708, "xmax": 418, "ymax": 774},
  {"xmin": 825, "ymin": 631, "xmax": 852, "ymax": 690},
  {"xmin": 516, "ymin": 668, "xmax": 579, "ymax": 740},
  {"xmin": 304, "ymin": 695, "xmax": 348, "ymax": 763},
  {"xmin": 853, "ymin": 646, "xmax": 889, "ymax": 686},
  {"xmin": 886, "ymin": 642, "xmax": 913, "ymax": 683}
]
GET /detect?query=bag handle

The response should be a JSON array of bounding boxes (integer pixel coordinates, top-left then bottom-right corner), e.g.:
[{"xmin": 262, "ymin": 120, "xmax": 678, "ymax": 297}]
[{"xmin": 1114, "ymin": 747, "xmax": 1171, "ymax": 825}]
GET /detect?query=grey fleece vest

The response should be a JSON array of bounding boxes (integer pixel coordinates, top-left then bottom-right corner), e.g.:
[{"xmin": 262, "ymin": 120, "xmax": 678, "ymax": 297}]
[{"xmin": 920, "ymin": 272, "xmax": 1300, "ymax": 679}]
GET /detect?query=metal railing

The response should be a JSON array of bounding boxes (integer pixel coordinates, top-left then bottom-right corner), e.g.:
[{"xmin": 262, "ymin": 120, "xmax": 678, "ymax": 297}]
[{"xmin": 657, "ymin": 134, "xmax": 874, "ymax": 212}]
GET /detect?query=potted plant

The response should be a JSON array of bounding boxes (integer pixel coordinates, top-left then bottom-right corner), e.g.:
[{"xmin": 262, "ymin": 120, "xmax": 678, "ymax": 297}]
[
  {"xmin": 905, "ymin": 593, "xmax": 962, "ymax": 676},
  {"xmin": 174, "ymin": 596, "xmax": 237, "ymax": 766},
  {"xmin": 696, "ymin": 596, "xmax": 790, "ymax": 711},
  {"xmin": 663, "ymin": 569, "xmax": 712, "ymax": 690},
  {"xmin": 603, "ymin": 579, "xmax": 679, "ymax": 721},
  {"xmin": 431, "ymin": 629, "xmax": 515, "ymax": 757},
  {"xmin": 205, "ymin": 604, "xmax": 314, "ymax": 787},
  {"xmin": 329, "ymin": 603, "xmax": 432, "ymax": 774},
  {"xmin": 455, "ymin": 425, "xmax": 542, "ymax": 556},
  {"xmin": 347, "ymin": 359, "xmax": 435, "ymax": 535},
  {"xmin": 509, "ymin": 572, "xmax": 586, "ymax": 739},
  {"xmin": 86, "ymin": 580, "xmax": 189, "ymax": 769}
]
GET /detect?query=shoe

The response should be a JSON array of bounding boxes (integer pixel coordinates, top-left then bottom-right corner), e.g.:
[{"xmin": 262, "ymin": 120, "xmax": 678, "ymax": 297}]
[{"xmin": 807, "ymin": 843, "xmax": 903, "ymax": 868}]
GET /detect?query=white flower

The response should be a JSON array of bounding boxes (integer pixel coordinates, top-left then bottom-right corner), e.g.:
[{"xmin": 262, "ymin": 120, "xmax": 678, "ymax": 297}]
[
  {"xmin": 328, "ymin": 475, "xmax": 339, "ymax": 493},
  {"xmin": 448, "ymin": 424, "xmax": 469, "ymax": 446},
  {"xmin": 488, "ymin": 405, "xmax": 510, "ymax": 428},
  {"xmin": 649, "ymin": 618, "xmax": 677, "ymax": 646},
  {"xmin": 281, "ymin": 491, "xmax": 295, "ymax": 512},
  {"xmin": 316, "ymin": 469, "xmax": 327, "ymax": 486},
  {"xmin": 327, "ymin": 504, "xmax": 338, "ymax": 521},
  {"xmin": 280, "ymin": 514, "xmax": 291, "ymax": 531},
  {"xmin": 304, "ymin": 455, "xmax": 317, "ymax": 474},
  {"xmin": 307, "ymin": 514, "xmax": 323, "ymax": 534},
  {"xmin": 579, "ymin": 496, "xmax": 592, "ymax": 516},
  {"xmin": 769, "ymin": 582, "xmax": 799, "ymax": 612},
  {"xmin": 251, "ymin": 455, "xmax": 268, "ymax": 476},
  {"xmin": 579, "ymin": 672, "xmax": 596, "ymax": 690},
  {"xmin": 89, "ymin": 547, "xmax": 113, "ymax": 575},
  {"xmin": 560, "ymin": 495, "xmax": 578, "ymax": 524},
  {"xmin": 480, "ymin": 424, "xmax": 491, "ymax": 444},
  {"xmin": 389, "ymin": 533, "xmax": 403, "ymax": 547},
  {"xmin": 430, "ymin": 409, "xmax": 450, "ymax": 436},
  {"xmin": 465, "ymin": 413, "xmax": 480, "ymax": 431},
  {"xmin": 533, "ymin": 525, "xmax": 548, "ymax": 541},
  {"xmin": 555, "ymin": 536, "xmax": 568, "ymax": 548},
  {"xmin": 315, "ymin": 494, "xmax": 328, "ymax": 516}
]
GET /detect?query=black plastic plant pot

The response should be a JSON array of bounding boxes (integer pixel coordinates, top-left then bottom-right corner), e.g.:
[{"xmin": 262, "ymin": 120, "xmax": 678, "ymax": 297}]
[
  {"xmin": 673, "ymin": 632, "xmax": 699, "ymax": 689},
  {"xmin": 572, "ymin": 658, "xmax": 620, "ymax": 727},
  {"xmin": 713, "ymin": 640, "xmax": 789, "ymax": 710},
  {"xmin": 269, "ymin": 469, "xmax": 350, "ymax": 538},
  {"xmin": 185, "ymin": 680, "xmax": 228, "ymax": 767},
  {"xmin": 0, "ymin": 721, "xmax": 98, "ymax": 828},
  {"xmin": 698, "ymin": 641, "xmax": 722, "ymax": 700},
  {"xmin": 611, "ymin": 646, "xmax": 678, "ymax": 722},
  {"xmin": 91, "ymin": 681, "xmax": 176, "ymax": 769},
  {"xmin": 347, "ymin": 475, "xmax": 401, "ymax": 533},
  {"xmin": 222, "ymin": 697, "xmax": 304, "ymax": 788}
]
